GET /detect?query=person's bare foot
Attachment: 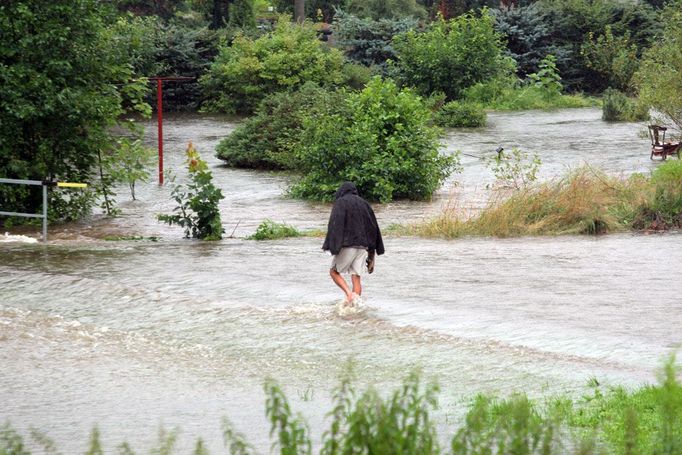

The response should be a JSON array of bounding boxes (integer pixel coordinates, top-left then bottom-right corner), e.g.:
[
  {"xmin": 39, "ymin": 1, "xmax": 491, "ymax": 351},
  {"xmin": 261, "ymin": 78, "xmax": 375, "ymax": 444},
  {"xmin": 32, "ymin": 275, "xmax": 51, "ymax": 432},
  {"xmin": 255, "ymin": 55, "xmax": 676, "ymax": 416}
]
[{"xmin": 345, "ymin": 292, "xmax": 360, "ymax": 306}]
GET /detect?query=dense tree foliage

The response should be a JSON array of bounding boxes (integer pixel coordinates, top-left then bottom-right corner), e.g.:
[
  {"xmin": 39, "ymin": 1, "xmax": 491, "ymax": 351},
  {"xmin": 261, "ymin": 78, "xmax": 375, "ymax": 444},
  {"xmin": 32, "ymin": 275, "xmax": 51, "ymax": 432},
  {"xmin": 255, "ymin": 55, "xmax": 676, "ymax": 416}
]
[
  {"xmin": 392, "ymin": 10, "xmax": 509, "ymax": 100},
  {"xmin": 292, "ymin": 77, "xmax": 459, "ymax": 202},
  {"xmin": 334, "ymin": 10, "xmax": 418, "ymax": 71},
  {"xmin": 200, "ymin": 16, "xmax": 346, "ymax": 114},
  {"xmin": 0, "ymin": 0, "xmax": 148, "ymax": 220},
  {"xmin": 636, "ymin": 0, "xmax": 682, "ymax": 129}
]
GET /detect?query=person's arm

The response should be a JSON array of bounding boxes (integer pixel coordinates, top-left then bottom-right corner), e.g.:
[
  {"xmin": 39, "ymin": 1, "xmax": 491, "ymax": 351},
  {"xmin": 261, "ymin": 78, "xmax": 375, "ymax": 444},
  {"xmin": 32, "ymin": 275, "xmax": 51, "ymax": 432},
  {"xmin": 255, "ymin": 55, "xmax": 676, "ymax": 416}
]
[{"xmin": 323, "ymin": 201, "xmax": 346, "ymax": 255}]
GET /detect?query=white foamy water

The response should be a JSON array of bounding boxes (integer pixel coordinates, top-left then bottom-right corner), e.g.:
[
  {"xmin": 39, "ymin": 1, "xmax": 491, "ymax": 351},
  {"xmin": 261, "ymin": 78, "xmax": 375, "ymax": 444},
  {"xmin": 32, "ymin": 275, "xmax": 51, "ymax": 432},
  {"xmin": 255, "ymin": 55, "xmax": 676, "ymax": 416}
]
[{"xmin": 2, "ymin": 110, "xmax": 680, "ymax": 453}]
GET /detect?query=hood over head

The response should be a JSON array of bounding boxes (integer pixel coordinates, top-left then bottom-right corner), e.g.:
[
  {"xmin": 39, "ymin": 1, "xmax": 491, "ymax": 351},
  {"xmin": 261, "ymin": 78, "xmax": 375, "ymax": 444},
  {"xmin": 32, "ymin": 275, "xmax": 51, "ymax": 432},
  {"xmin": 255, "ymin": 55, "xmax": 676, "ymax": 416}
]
[{"xmin": 335, "ymin": 181, "xmax": 358, "ymax": 200}]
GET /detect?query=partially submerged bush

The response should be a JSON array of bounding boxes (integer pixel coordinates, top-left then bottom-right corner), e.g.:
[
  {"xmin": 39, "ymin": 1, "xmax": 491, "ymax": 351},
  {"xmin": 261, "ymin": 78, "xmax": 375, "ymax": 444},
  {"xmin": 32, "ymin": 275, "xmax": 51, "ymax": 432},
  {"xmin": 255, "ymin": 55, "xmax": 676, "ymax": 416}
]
[
  {"xmin": 602, "ymin": 88, "xmax": 648, "ymax": 122},
  {"xmin": 216, "ymin": 83, "xmax": 346, "ymax": 169},
  {"xmin": 291, "ymin": 77, "xmax": 460, "ymax": 202},
  {"xmin": 463, "ymin": 56, "xmax": 596, "ymax": 111},
  {"xmin": 157, "ymin": 143, "xmax": 225, "ymax": 240},
  {"xmin": 248, "ymin": 219, "xmax": 302, "ymax": 240},
  {"xmin": 434, "ymin": 101, "xmax": 487, "ymax": 128}
]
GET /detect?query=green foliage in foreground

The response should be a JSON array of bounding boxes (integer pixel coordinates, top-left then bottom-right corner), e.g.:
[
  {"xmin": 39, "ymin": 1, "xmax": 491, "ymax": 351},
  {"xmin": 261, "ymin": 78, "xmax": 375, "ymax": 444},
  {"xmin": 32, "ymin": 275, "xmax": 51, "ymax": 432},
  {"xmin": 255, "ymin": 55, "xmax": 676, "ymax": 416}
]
[
  {"xmin": 2, "ymin": 357, "xmax": 681, "ymax": 454},
  {"xmin": 247, "ymin": 219, "xmax": 302, "ymax": 240},
  {"xmin": 292, "ymin": 77, "xmax": 460, "ymax": 202}
]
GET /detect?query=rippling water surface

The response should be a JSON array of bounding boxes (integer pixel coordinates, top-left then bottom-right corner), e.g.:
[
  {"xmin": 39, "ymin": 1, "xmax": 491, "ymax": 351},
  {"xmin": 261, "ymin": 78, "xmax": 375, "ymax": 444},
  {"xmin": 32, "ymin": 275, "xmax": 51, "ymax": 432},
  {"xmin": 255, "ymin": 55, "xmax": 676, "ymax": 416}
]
[{"xmin": 2, "ymin": 109, "xmax": 680, "ymax": 453}]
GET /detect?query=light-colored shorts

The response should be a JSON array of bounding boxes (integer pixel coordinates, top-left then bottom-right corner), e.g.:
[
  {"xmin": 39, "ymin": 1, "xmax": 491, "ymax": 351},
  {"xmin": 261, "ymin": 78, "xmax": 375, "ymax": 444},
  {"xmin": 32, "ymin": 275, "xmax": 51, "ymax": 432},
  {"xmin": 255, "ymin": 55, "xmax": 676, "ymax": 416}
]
[{"xmin": 331, "ymin": 247, "xmax": 368, "ymax": 276}]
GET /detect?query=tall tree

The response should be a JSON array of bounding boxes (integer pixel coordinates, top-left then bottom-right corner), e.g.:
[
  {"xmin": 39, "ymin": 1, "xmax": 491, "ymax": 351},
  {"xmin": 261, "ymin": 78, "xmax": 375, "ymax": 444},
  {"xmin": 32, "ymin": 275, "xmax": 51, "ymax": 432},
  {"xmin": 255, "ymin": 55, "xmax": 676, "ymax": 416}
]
[
  {"xmin": 294, "ymin": 0, "xmax": 305, "ymax": 22},
  {"xmin": 0, "ymin": 0, "xmax": 148, "ymax": 219}
]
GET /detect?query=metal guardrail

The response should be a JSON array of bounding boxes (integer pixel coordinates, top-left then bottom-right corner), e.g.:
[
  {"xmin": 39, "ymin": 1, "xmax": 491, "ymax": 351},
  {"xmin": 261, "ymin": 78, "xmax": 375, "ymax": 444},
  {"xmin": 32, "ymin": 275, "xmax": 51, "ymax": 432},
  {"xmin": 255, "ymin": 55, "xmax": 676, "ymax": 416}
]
[{"xmin": 0, "ymin": 178, "xmax": 87, "ymax": 242}]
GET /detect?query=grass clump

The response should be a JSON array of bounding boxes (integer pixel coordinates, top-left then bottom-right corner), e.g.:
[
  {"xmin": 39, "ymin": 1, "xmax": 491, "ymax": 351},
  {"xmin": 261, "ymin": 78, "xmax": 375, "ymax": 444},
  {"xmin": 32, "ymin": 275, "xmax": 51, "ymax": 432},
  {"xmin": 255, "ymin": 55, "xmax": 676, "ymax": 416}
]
[
  {"xmin": 407, "ymin": 161, "xmax": 682, "ymax": 239},
  {"xmin": 247, "ymin": 219, "xmax": 302, "ymax": 240},
  {"xmin": 464, "ymin": 80, "xmax": 596, "ymax": 111}
]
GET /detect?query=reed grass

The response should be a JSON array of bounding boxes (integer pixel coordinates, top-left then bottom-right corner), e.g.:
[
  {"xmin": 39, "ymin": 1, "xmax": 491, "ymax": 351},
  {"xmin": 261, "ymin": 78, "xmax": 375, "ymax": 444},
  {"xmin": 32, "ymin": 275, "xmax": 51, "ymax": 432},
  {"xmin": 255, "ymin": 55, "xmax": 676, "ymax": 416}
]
[{"xmin": 406, "ymin": 163, "xmax": 682, "ymax": 239}]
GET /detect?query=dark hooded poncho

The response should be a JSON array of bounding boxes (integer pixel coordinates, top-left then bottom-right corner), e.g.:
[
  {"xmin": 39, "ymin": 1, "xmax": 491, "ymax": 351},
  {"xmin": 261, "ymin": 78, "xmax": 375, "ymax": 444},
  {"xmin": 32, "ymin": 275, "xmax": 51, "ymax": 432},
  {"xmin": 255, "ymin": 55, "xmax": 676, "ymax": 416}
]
[{"xmin": 322, "ymin": 182, "xmax": 385, "ymax": 256}]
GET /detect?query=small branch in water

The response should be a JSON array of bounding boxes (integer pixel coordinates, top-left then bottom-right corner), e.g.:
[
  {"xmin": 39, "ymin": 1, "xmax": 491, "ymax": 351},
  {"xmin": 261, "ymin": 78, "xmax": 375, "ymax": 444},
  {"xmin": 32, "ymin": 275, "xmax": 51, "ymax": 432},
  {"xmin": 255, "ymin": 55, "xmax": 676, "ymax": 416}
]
[{"xmin": 229, "ymin": 220, "xmax": 241, "ymax": 238}]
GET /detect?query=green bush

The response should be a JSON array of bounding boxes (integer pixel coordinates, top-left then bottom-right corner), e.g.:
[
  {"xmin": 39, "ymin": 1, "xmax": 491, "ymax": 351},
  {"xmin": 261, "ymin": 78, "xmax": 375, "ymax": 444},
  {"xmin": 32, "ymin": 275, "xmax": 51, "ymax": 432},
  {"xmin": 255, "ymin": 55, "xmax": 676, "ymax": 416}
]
[
  {"xmin": 649, "ymin": 159, "xmax": 682, "ymax": 227},
  {"xmin": 247, "ymin": 219, "xmax": 302, "ymax": 240},
  {"xmin": 391, "ymin": 10, "xmax": 510, "ymax": 101},
  {"xmin": 340, "ymin": 62, "xmax": 375, "ymax": 90},
  {"xmin": 215, "ymin": 83, "xmax": 346, "ymax": 169},
  {"xmin": 333, "ymin": 10, "xmax": 418, "ymax": 71},
  {"xmin": 200, "ymin": 16, "xmax": 346, "ymax": 114},
  {"xmin": 434, "ymin": 101, "xmax": 487, "ymax": 128},
  {"xmin": 0, "ymin": 0, "xmax": 149, "ymax": 221},
  {"xmin": 463, "ymin": 59, "xmax": 596, "ymax": 111},
  {"xmin": 291, "ymin": 77, "xmax": 460, "ymax": 202},
  {"xmin": 635, "ymin": 0, "xmax": 682, "ymax": 129},
  {"xmin": 602, "ymin": 88, "xmax": 649, "ymax": 122}
]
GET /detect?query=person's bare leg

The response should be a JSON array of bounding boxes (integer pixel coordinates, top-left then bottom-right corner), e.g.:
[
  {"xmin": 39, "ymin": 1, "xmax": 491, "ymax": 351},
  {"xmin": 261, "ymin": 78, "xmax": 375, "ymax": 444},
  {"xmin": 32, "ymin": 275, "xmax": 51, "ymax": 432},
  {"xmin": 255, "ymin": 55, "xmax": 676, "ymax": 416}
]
[
  {"xmin": 351, "ymin": 274, "xmax": 362, "ymax": 297},
  {"xmin": 330, "ymin": 268, "xmax": 353, "ymax": 302}
]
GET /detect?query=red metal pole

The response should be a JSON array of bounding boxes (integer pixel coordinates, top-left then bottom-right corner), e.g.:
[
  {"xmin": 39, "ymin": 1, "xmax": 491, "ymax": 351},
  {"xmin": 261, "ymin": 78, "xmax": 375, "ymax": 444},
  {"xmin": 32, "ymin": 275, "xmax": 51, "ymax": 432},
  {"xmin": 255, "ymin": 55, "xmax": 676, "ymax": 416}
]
[{"xmin": 157, "ymin": 79, "xmax": 164, "ymax": 185}]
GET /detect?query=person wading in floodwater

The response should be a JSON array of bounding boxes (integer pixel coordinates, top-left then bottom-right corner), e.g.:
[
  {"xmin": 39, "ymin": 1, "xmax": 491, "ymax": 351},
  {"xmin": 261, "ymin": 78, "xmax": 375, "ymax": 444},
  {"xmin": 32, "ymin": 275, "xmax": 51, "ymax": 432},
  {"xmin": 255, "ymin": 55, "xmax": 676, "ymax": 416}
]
[{"xmin": 323, "ymin": 182, "xmax": 385, "ymax": 305}]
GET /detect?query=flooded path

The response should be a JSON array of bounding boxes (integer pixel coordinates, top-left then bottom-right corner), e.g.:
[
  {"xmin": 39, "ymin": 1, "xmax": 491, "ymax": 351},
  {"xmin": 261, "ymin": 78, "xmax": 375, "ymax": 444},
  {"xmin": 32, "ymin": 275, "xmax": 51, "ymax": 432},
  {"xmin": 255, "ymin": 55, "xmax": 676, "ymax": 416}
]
[{"xmin": 2, "ymin": 109, "xmax": 680, "ymax": 453}]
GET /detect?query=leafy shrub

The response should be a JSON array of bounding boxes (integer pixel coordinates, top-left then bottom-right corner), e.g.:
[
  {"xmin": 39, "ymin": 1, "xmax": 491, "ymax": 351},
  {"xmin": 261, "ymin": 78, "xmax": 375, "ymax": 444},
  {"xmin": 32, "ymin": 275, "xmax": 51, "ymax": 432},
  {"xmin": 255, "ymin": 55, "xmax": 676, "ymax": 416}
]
[
  {"xmin": 635, "ymin": 0, "xmax": 682, "ymax": 130},
  {"xmin": 602, "ymin": 88, "xmax": 648, "ymax": 122},
  {"xmin": 464, "ymin": 82, "xmax": 595, "ymax": 111},
  {"xmin": 391, "ymin": 10, "xmax": 510, "ymax": 101},
  {"xmin": 484, "ymin": 147, "xmax": 541, "ymax": 191},
  {"xmin": 0, "ymin": 0, "xmax": 149, "ymax": 221},
  {"xmin": 333, "ymin": 10, "xmax": 418, "ymax": 71},
  {"xmin": 434, "ymin": 101, "xmax": 487, "ymax": 128},
  {"xmin": 157, "ymin": 143, "xmax": 225, "ymax": 240},
  {"xmin": 528, "ymin": 55, "xmax": 562, "ymax": 97},
  {"xmin": 248, "ymin": 219, "xmax": 302, "ymax": 240},
  {"xmin": 216, "ymin": 83, "xmax": 346, "ymax": 169},
  {"xmin": 581, "ymin": 25, "xmax": 639, "ymax": 93},
  {"xmin": 340, "ymin": 62, "xmax": 375, "ymax": 90},
  {"xmin": 200, "ymin": 16, "xmax": 346, "ymax": 114},
  {"xmin": 292, "ymin": 77, "xmax": 460, "ymax": 202}
]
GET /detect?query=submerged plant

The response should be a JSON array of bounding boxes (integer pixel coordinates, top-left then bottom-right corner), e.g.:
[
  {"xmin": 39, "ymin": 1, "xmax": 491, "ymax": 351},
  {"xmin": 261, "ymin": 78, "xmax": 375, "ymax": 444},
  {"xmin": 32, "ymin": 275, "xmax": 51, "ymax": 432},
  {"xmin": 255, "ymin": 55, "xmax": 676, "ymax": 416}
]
[
  {"xmin": 157, "ymin": 142, "xmax": 225, "ymax": 240},
  {"xmin": 247, "ymin": 219, "xmax": 302, "ymax": 240},
  {"xmin": 485, "ymin": 147, "xmax": 542, "ymax": 191}
]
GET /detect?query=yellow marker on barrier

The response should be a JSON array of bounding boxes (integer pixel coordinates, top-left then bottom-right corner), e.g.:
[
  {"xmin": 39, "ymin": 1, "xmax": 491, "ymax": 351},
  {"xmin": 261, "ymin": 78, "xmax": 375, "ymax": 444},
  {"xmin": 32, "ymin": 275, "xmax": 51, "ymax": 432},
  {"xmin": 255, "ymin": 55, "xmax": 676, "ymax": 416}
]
[{"xmin": 57, "ymin": 182, "xmax": 88, "ymax": 188}]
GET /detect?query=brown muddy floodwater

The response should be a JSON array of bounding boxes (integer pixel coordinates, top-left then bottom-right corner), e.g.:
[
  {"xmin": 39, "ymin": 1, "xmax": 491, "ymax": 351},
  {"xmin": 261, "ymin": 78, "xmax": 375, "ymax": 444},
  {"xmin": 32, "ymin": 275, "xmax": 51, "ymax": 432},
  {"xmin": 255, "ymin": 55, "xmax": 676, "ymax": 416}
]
[{"xmin": 1, "ymin": 109, "xmax": 681, "ymax": 453}]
